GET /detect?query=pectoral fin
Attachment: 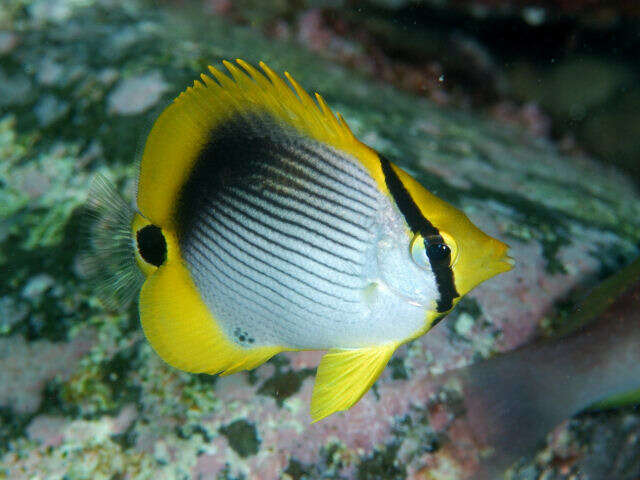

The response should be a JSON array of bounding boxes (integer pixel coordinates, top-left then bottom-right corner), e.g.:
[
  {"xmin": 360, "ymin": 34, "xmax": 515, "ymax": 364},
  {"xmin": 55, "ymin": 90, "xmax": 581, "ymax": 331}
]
[{"xmin": 310, "ymin": 343, "xmax": 399, "ymax": 422}]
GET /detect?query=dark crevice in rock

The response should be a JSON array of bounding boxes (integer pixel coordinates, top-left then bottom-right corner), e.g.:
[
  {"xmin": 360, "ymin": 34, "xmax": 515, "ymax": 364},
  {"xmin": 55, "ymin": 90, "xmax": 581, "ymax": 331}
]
[
  {"xmin": 219, "ymin": 419, "xmax": 260, "ymax": 458},
  {"xmin": 357, "ymin": 441, "xmax": 406, "ymax": 480}
]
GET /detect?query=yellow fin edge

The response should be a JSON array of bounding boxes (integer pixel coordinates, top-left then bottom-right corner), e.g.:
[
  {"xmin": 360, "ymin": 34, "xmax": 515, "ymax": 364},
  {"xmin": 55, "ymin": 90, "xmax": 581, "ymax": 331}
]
[
  {"xmin": 310, "ymin": 343, "xmax": 399, "ymax": 423},
  {"xmin": 138, "ymin": 230, "xmax": 282, "ymax": 375},
  {"xmin": 136, "ymin": 59, "xmax": 387, "ymax": 228}
]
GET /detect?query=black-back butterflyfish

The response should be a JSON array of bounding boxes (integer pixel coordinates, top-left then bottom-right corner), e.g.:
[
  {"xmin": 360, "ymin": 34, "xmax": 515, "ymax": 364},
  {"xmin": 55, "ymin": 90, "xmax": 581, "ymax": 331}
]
[{"xmin": 87, "ymin": 60, "xmax": 513, "ymax": 422}]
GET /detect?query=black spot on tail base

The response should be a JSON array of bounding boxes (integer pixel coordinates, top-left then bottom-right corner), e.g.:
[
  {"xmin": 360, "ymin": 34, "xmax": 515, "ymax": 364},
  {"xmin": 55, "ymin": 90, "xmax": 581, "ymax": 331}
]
[{"xmin": 136, "ymin": 225, "xmax": 166, "ymax": 267}]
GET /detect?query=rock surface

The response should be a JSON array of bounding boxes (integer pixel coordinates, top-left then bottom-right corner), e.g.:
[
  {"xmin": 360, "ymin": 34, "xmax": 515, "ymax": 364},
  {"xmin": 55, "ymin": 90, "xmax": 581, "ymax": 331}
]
[{"xmin": 1, "ymin": 0, "xmax": 639, "ymax": 479}]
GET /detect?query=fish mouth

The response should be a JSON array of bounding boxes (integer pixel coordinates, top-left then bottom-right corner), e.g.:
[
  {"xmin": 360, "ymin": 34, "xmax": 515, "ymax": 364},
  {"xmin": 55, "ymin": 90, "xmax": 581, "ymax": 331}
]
[
  {"xmin": 498, "ymin": 253, "xmax": 515, "ymax": 273},
  {"xmin": 452, "ymin": 239, "xmax": 514, "ymax": 298},
  {"xmin": 485, "ymin": 239, "xmax": 514, "ymax": 274},
  {"xmin": 483, "ymin": 249, "xmax": 514, "ymax": 281}
]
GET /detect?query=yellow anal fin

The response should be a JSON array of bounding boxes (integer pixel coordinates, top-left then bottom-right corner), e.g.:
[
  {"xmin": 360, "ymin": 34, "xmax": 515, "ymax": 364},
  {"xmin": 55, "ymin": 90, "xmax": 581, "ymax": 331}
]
[{"xmin": 310, "ymin": 343, "xmax": 399, "ymax": 422}]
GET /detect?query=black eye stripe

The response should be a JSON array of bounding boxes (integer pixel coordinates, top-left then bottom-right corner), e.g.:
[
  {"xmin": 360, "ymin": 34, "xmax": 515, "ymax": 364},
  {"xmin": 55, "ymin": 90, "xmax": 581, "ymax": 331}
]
[
  {"xmin": 137, "ymin": 224, "xmax": 167, "ymax": 267},
  {"xmin": 426, "ymin": 242, "xmax": 451, "ymax": 263},
  {"xmin": 379, "ymin": 156, "xmax": 459, "ymax": 312}
]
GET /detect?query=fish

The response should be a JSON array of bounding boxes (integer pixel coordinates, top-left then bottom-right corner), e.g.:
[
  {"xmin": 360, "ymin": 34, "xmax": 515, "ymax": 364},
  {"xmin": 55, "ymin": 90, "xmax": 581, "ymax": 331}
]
[
  {"xmin": 444, "ymin": 257, "xmax": 640, "ymax": 478},
  {"xmin": 86, "ymin": 59, "xmax": 512, "ymax": 422}
]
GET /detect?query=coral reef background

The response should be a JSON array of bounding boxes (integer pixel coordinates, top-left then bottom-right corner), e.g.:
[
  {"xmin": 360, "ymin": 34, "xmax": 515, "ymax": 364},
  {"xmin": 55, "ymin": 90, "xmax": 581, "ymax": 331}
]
[{"xmin": 1, "ymin": 0, "xmax": 639, "ymax": 478}]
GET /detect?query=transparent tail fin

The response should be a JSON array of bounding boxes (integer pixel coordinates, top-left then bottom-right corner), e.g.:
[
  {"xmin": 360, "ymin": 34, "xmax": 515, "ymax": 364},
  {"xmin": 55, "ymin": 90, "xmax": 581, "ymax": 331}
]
[{"xmin": 80, "ymin": 174, "xmax": 144, "ymax": 310}]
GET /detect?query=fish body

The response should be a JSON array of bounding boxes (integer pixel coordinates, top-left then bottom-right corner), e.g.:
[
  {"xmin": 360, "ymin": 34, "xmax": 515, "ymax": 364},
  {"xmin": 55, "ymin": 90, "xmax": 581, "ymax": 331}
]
[{"xmin": 88, "ymin": 60, "xmax": 512, "ymax": 421}]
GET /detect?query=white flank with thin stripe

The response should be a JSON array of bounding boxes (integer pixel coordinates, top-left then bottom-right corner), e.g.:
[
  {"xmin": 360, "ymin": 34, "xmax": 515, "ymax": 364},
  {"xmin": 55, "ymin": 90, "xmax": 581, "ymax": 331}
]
[{"xmin": 181, "ymin": 136, "xmax": 438, "ymax": 349}]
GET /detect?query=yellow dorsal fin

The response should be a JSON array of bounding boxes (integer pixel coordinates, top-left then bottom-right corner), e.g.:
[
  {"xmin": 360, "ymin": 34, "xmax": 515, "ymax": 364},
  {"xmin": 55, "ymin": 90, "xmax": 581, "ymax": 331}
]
[
  {"xmin": 310, "ymin": 343, "xmax": 399, "ymax": 422},
  {"xmin": 137, "ymin": 59, "xmax": 384, "ymax": 228}
]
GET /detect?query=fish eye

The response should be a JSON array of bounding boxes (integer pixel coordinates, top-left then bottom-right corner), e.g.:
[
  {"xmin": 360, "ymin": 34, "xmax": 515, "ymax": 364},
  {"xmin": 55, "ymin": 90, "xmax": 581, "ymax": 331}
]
[
  {"xmin": 439, "ymin": 231, "xmax": 459, "ymax": 267},
  {"xmin": 410, "ymin": 234, "xmax": 429, "ymax": 269},
  {"xmin": 424, "ymin": 235, "xmax": 451, "ymax": 267},
  {"xmin": 410, "ymin": 232, "xmax": 459, "ymax": 270},
  {"xmin": 136, "ymin": 224, "xmax": 167, "ymax": 267},
  {"xmin": 427, "ymin": 242, "xmax": 450, "ymax": 262}
]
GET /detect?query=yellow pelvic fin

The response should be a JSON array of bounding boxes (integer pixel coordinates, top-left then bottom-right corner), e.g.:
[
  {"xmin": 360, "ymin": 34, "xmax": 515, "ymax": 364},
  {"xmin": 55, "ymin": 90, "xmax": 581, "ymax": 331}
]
[
  {"xmin": 138, "ymin": 231, "xmax": 282, "ymax": 374},
  {"xmin": 310, "ymin": 343, "xmax": 399, "ymax": 422},
  {"xmin": 137, "ymin": 59, "xmax": 386, "ymax": 229}
]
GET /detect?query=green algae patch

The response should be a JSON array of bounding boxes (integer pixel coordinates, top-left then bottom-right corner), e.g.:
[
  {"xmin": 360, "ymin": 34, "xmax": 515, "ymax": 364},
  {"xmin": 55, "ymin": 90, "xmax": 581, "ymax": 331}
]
[
  {"xmin": 588, "ymin": 388, "xmax": 640, "ymax": 411},
  {"xmin": 257, "ymin": 365, "xmax": 315, "ymax": 407},
  {"xmin": 219, "ymin": 419, "xmax": 260, "ymax": 458},
  {"xmin": 356, "ymin": 409, "xmax": 444, "ymax": 480},
  {"xmin": 357, "ymin": 441, "xmax": 406, "ymax": 480},
  {"xmin": 0, "ymin": 406, "xmax": 30, "ymax": 454},
  {"xmin": 389, "ymin": 357, "xmax": 409, "ymax": 380},
  {"xmin": 545, "ymin": 256, "xmax": 640, "ymax": 338},
  {"xmin": 284, "ymin": 458, "xmax": 314, "ymax": 480},
  {"xmin": 68, "ymin": 344, "xmax": 141, "ymax": 416}
]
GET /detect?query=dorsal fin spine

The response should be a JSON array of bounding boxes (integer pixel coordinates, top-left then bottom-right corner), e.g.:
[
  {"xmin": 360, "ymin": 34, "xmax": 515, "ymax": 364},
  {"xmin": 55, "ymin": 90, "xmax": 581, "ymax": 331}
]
[
  {"xmin": 223, "ymin": 60, "xmax": 254, "ymax": 91},
  {"xmin": 287, "ymin": 72, "xmax": 319, "ymax": 125},
  {"xmin": 236, "ymin": 59, "xmax": 273, "ymax": 92},
  {"xmin": 285, "ymin": 71, "xmax": 319, "ymax": 115},
  {"xmin": 207, "ymin": 65, "xmax": 235, "ymax": 90}
]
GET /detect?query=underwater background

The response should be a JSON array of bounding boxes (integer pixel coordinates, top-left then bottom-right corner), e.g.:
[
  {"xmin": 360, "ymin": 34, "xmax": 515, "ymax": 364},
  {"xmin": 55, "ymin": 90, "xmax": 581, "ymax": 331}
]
[{"xmin": 0, "ymin": 0, "xmax": 639, "ymax": 479}]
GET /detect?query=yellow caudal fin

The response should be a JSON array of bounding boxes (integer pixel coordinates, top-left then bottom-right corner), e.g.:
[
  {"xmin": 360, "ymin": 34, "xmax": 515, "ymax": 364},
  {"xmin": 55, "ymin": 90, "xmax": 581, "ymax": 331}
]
[{"xmin": 310, "ymin": 343, "xmax": 399, "ymax": 422}]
